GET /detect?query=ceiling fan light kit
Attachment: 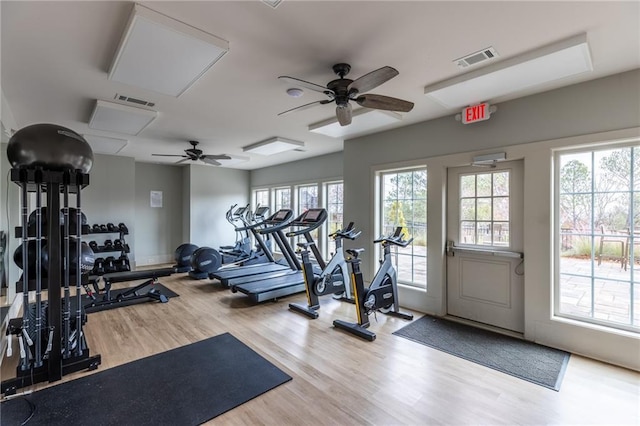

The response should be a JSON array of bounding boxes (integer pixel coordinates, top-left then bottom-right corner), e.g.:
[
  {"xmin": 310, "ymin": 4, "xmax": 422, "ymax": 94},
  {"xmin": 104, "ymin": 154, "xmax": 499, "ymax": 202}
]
[{"xmin": 278, "ymin": 63, "xmax": 414, "ymax": 126}]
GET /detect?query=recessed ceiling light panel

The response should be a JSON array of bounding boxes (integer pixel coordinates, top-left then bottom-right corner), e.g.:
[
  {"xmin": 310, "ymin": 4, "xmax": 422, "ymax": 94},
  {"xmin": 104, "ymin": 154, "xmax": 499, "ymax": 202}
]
[
  {"xmin": 88, "ymin": 100, "xmax": 157, "ymax": 135},
  {"xmin": 243, "ymin": 137, "xmax": 304, "ymax": 155},
  {"xmin": 83, "ymin": 134, "xmax": 129, "ymax": 155},
  {"xmin": 425, "ymin": 33, "xmax": 593, "ymax": 109},
  {"xmin": 309, "ymin": 109, "xmax": 402, "ymax": 138},
  {"xmin": 109, "ymin": 4, "xmax": 229, "ymax": 97}
]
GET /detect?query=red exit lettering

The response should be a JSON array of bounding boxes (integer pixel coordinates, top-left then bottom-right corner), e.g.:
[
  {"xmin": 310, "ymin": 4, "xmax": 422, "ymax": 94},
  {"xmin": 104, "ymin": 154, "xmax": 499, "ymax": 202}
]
[{"xmin": 462, "ymin": 103, "xmax": 490, "ymax": 124}]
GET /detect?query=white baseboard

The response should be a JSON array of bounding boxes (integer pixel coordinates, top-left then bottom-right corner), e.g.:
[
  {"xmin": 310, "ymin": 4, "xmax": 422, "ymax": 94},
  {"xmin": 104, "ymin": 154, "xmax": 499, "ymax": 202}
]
[{"xmin": 135, "ymin": 254, "xmax": 173, "ymax": 267}]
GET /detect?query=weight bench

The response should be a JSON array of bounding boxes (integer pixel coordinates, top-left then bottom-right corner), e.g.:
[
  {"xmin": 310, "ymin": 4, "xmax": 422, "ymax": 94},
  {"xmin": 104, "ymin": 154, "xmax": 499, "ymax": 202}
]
[{"xmin": 83, "ymin": 267, "xmax": 176, "ymax": 313}]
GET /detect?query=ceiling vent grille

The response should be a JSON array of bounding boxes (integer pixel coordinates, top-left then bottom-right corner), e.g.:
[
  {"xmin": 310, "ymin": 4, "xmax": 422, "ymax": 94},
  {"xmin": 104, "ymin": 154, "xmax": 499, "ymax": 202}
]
[
  {"xmin": 115, "ymin": 93, "xmax": 155, "ymax": 108},
  {"xmin": 454, "ymin": 47, "xmax": 499, "ymax": 69}
]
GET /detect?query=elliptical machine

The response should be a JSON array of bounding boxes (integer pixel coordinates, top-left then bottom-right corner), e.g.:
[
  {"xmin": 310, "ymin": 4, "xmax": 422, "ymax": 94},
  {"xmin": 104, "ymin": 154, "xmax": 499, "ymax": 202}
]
[
  {"xmin": 333, "ymin": 226, "xmax": 414, "ymax": 341},
  {"xmin": 188, "ymin": 205, "xmax": 273, "ymax": 279},
  {"xmin": 289, "ymin": 222, "xmax": 361, "ymax": 319},
  {"xmin": 218, "ymin": 204, "xmax": 252, "ymax": 263}
]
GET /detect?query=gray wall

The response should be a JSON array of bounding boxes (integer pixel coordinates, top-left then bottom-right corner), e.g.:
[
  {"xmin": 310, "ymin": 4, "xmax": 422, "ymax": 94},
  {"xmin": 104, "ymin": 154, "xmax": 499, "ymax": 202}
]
[
  {"xmin": 343, "ymin": 69, "xmax": 640, "ymax": 370},
  {"xmin": 185, "ymin": 164, "xmax": 250, "ymax": 247},
  {"xmin": 251, "ymin": 151, "xmax": 343, "ymax": 188},
  {"xmin": 134, "ymin": 163, "xmax": 183, "ymax": 265},
  {"xmin": 82, "ymin": 153, "xmax": 136, "ymax": 264},
  {"xmin": 345, "ymin": 69, "xmax": 640, "ymax": 275}
]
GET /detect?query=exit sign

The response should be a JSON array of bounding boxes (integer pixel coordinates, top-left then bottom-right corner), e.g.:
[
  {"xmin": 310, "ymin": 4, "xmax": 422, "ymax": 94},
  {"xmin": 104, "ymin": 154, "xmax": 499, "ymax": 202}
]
[{"xmin": 462, "ymin": 102, "xmax": 491, "ymax": 124}]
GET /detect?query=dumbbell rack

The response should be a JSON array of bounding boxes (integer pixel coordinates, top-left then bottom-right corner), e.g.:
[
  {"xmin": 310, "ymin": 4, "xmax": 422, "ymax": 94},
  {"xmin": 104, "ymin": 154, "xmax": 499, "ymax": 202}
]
[
  {"xmin": 1, "ymin": 168, "xmax": 101, "ymax": 396},
  {"xmin": 88, "ymin": 225, "xmax": 130, "ymax": 274}
]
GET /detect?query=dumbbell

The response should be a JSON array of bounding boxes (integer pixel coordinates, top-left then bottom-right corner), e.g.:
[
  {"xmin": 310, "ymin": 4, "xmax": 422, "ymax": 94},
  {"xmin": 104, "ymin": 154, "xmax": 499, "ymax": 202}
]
[
  {"xmin": 107, "ymin": 223, "xmax": 117, "ymax": 232},
  {"xmin": 88, "ymin": 240, "xmax": 99, "ymax": 252},
  {"xmin": 104, "ymin": 256, "xmax": 117, "ymax": 273},
  {"xmin": 93, "ymin": 257, "xmax": 105, "ymax": 275},
  {"xmin": 118, "ymin": 223, "xmax": 129, "ymax": 234},
  {"xmin": 113, "ymin": 239, "xmax": 123, "ymax": 251},
  {"xmin": 92, "ymin": 224, "xmax": 101, "ymax": 233},
  {"xmin": 99, "ymin": 224, "xmax": 108, "ymax": 232},
  {"xmin": 116, "ymin": 255, "xmax": 131, "ymax": 272},
  {"xmin": 103, "ymin": 239, "xmax": 114, "ymax": 250}
]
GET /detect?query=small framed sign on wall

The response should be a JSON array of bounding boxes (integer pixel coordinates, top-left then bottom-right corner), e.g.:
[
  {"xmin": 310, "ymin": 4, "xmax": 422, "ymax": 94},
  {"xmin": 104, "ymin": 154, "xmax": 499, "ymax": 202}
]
[{"xmin": 150, "ymin": 190, "xmax": 163, "ymax": 208}]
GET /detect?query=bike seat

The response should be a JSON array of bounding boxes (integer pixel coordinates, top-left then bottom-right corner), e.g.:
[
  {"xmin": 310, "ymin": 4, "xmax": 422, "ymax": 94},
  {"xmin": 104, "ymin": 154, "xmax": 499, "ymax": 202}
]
[{"xmin": 346, "ymin": 248, "xmax": 365, "ymax": 258}]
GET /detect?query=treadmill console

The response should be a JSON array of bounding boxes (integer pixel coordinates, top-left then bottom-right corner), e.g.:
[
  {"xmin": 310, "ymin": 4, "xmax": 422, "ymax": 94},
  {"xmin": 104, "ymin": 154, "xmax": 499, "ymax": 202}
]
[
  {"xmin": 272, "ymin": 209, "xmax": 291, "ymax": 221},
  {"xmin": 301, "ymin": 208, "xmax": 324, "ymax": 222}
]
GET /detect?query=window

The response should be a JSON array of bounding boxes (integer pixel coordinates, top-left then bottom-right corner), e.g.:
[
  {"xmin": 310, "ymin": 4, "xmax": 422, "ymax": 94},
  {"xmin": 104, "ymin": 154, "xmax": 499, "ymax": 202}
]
[
  {"xmin": 274, "ymin": 187, "xmax": 291, "ymax": 211},
  {"xmin": 297, "ymin": 184, "xmax": 318, "ymax": 213},
  {"xmin": 556, "ymin": 145, "xmax": 639, "ymax": 332},
  {"xmin": 254, "ymin": 189, "xmax": 269, "ymax": 212},
  {"xmin": 459, "ymin": 171, "xmax": 510, "ymax": 247},
  {"xmin": 296, "ymin": 184, "xmax": 319, "ymax": 246},
  {"xmin": 380, "ymin": 168, "xmax": 427, "ymax": 288},
  {"xmin": 324, "ymin": 182, "xmax": 344, "ymax": 258}
]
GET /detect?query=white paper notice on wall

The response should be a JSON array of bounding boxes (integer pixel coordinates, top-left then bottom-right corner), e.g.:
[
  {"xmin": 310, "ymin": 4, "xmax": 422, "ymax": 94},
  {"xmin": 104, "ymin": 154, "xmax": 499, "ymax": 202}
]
[{"xmin": 150, "ymin": 191, "xmax": 163, "ymax": 208}]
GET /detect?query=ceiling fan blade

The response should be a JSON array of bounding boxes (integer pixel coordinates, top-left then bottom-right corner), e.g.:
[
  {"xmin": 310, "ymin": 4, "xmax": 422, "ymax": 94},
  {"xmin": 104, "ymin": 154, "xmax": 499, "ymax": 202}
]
[
  {"xmin": 175, "ymin": 157, "xmax": 191, "ymax": 164},
  {"xmin": 201, "ymin": 154, "xmax": 231, "ymax": 160},
  {"xmin": 278, "ymin": 76, "xmax": 330, "ymax": 94},
  {"xmin": 336, "ymin": 104, "xmax": 352, "ymax": 126},
  {"xmin": 201, "ymin": 157, "xmax": 221, "ymax": 166},
  {"xmin": 278, "ymin": 99, "xmax": 332, "ymax": 116},
  {"xmin": 355, "ymin": 94, "xmax": 414, "ymax": 112},
  {"xmin": 348, "ymin": 66, "xmax": 399, "ymax": 94},
  {"xmin": 152, "ymin": 154, "xmax": 188, "ymax": 157}
]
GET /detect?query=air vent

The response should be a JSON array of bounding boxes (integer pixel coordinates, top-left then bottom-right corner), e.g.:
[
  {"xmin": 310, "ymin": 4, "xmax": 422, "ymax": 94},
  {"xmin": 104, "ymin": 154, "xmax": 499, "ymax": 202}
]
[
  {"xmin": 454, "ymin": 47, "xmax": 499, "ymax": 69},
  {"xmin": 261, "ymin": 0, "xmax": 282, "ymax": 9},
  {"xmin": 114, "ymin": 93, "xmax": 156, "ymax": 108}
]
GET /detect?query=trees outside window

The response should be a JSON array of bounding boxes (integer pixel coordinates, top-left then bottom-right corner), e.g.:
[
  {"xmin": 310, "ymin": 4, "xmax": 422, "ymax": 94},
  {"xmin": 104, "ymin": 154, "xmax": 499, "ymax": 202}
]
[
  {"xmin": 380, "ymin": 168, "xmax": 427, "ymax": 288},
  {"xmin": 557, "ymin": 145, "xmax": 639, "ymax": 331}
]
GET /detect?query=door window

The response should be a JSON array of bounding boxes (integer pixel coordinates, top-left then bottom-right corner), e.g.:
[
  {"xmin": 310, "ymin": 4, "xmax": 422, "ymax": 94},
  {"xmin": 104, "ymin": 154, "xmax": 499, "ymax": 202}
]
[{"xmin": 459, "ymin": 171, "xmax": 510, "ymax": 247}]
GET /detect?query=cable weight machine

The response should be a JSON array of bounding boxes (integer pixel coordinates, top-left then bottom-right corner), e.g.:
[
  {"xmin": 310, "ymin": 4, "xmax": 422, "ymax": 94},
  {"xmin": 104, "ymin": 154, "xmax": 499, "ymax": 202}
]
[{"xmin": 2, "ymin": 168, "xmax": 101, "ymax": 396}]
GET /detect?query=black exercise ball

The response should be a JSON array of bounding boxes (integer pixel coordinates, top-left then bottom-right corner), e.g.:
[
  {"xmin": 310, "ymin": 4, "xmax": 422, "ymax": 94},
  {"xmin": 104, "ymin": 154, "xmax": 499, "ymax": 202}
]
[
  {"xmin": 174, "ymin": 243, "xmax": 199, "ymax": 267},
  {"xmin": 13, "ymin": 240, "xmax": 48, "ymax": 277},
  {"xmin": 66, "ymin": 208, "xmax": 88, "ymax": 229},
  {"xmin": 27, "ymin": 207, "xmax": 64, "ymax": 228},
  {"xmin": 7, "ymin": 123, "xmax": 93, "ymax": 173},
  {"xmin": 190, "ymin": 247, "xmax": 221, "ymax": 273},
  {"xmin": 65, "ymin": 241, "xmax": 95, "ymax": 275}
]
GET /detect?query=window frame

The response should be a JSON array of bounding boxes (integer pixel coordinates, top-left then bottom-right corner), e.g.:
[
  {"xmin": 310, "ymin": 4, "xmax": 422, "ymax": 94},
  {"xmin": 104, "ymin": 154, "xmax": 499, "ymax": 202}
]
[
  {"xmin": 554, "ymin": 142, "xmax": 639, "ymax": 333},
  {"xmin": 377, "ymin": 166, "xmax": 427, "ymax": 289}
]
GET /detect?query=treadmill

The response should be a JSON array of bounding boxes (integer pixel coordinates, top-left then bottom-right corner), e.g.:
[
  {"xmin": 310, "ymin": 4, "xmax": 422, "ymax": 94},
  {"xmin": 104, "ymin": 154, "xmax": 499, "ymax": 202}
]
[
  {"xmin": 231, "ymin": 208, "xmax": 328, "ymax": 303},
  {"xmin": 209, "ymin": 209, "xmax": 296, "ymax": 287}
]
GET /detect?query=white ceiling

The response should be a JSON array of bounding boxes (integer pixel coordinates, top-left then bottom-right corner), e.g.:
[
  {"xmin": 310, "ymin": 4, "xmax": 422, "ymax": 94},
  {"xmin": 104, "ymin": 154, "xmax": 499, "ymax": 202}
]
[{"xmin": 1, "ymin": 1, "xmax": 638, "ymax": 170}]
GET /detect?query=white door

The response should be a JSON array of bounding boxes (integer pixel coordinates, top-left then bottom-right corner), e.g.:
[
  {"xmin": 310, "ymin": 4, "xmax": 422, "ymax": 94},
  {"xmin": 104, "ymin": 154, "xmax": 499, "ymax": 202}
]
[{"xmin": 446, "ymin": 160, "xmax": 524, "ymax": 333}]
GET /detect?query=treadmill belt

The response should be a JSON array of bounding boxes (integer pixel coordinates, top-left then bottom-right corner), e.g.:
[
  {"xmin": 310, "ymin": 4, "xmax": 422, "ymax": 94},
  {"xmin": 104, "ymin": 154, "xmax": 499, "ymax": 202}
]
[
  {"xmin": 211, "ymin": 263, "xmax": 289, "ymax": 280},
  {"xmin": 233, "ymin": 272, "xmax": 304, "ymax": 295}
]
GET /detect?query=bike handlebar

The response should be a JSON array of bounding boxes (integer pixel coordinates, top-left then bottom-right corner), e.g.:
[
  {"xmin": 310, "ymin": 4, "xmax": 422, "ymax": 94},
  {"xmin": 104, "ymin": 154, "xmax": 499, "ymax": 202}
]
[{"xmin": 373, "ymin": 226, "xmax": 413, "ymax": 247}]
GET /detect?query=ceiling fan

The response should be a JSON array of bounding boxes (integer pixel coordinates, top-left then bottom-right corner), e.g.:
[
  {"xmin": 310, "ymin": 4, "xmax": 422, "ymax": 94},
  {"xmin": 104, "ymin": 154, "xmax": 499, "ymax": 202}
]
[
  {"xmin": 278, "ymin": 63, "xmax": 414, "ymax": 126},
  {"xmin": 151, "ymin": 140, "xmax": 231, "ymax": 166}
]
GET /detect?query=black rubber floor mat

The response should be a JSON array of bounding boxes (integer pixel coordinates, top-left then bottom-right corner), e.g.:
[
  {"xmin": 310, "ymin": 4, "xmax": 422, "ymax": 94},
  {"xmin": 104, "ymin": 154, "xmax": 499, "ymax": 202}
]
[{"xmin": 1, "ymin": 333, "xmax": 292, "ymax": 425}]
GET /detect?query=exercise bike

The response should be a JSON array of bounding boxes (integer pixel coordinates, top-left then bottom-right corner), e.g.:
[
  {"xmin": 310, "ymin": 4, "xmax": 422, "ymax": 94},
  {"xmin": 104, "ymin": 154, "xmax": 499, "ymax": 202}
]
[
  {"xmin": 289, "ymin": 222, "xmax": 361, "ymax": 319},
  {"xmin": 333, "ymin": 226, "xmax": 414, "ymax": 341}
]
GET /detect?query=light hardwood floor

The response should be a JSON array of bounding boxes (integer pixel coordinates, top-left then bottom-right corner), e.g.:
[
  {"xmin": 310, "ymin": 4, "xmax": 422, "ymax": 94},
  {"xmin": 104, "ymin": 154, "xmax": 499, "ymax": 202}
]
[{"xmin": 2, "ymin": 272, "xmax": 639, "ymax": 425}]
